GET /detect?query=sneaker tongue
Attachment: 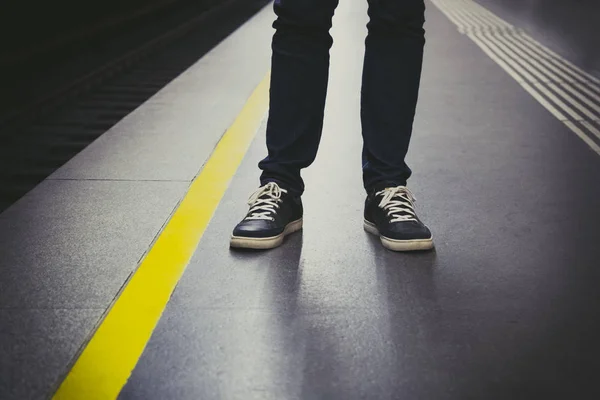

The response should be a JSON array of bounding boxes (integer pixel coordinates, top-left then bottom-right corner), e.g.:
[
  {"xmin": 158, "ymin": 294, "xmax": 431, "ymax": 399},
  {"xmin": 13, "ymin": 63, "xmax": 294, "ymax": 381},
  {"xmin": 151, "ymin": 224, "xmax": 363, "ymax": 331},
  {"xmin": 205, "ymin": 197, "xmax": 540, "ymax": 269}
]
[
  {"xmin": 258, "ymin": 193, "xmax": 278, "ymax": 201},
  {"xmin": 393, "ymin": 211, "xmax": 414, "ymax": 220},
  {"xmin": 379, "ymin": 192, "xmax": 414, "ymax": 215},
  {"xmin": 253, "ymin": 192, "xmax": 283, "ymax": 209},
  {"xmin": 387, "ymin": 205, "xmax": 411, "ymax": 215}
]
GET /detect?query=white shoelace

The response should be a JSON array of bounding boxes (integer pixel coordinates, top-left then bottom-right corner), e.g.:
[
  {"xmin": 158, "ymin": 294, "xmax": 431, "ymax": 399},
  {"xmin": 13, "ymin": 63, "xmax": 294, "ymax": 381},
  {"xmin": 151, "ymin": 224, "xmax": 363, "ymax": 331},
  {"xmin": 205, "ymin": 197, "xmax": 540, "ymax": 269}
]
[
  {"xmin": 377, "ymin": 186, "xmax": 418, "ymax": 223},
  {"xmin": 245, "ymin": 182, "xmax": 287, "ymax": 221}
]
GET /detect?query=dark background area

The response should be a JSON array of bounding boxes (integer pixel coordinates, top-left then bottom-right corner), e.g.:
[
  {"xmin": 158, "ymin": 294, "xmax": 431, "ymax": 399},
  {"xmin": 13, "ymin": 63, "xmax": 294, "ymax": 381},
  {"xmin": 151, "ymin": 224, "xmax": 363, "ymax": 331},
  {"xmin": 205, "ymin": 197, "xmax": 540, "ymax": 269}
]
[
  {"xmin": 0, "ymin": 0, "xmax": 223, "ymax": 121},
  {"xmin": 0, "ymin": 0, "xmax": 183, "ymax": 60}
]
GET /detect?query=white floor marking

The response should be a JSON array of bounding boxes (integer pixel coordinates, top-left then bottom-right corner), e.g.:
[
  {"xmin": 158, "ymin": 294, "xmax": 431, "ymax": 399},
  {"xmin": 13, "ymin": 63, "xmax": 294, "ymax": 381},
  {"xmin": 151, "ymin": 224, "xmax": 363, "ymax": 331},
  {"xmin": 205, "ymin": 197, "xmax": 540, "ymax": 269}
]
[{"xmin": 430, "ymin": 0, "xmax": 600, "ymax": 156}]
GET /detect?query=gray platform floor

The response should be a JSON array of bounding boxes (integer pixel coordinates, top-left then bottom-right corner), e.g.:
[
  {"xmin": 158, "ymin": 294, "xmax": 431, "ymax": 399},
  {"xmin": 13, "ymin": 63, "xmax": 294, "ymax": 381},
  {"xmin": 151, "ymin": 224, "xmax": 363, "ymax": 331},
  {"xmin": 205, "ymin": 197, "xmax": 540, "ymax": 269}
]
[
  {"xmin": 2, "ymin": 0, "xmax": 600, "ymax": 399},
  {"xmin": 122, "ymin": 1, "xmax": 600, "ymax": 399}
]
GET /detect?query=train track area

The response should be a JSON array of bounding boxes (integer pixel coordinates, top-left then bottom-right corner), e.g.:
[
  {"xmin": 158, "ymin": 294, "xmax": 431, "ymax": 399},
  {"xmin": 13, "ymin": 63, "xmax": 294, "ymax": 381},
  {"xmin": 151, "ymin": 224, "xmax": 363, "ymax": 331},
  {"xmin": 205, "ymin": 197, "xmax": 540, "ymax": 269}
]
[{"xmin": 0, "ymin": 0, "xmax": 270, "ymax": 213}]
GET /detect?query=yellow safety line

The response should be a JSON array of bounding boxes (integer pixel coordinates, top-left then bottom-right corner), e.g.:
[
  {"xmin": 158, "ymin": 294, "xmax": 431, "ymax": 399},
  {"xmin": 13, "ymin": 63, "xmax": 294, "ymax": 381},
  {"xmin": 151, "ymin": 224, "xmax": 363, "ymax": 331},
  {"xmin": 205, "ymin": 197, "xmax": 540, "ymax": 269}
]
[{"xmin": 53, "ymin": 72, "xmax": 270, "ymax": 400}]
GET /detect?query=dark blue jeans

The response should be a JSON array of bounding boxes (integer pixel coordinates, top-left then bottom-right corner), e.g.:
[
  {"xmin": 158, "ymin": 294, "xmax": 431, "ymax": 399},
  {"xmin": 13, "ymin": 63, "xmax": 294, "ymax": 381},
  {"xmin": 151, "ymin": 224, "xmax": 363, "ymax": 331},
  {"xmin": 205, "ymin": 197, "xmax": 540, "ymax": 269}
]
[{"xmin": 259, "ymin": 0, "xmax": 426, "ymax": 196}]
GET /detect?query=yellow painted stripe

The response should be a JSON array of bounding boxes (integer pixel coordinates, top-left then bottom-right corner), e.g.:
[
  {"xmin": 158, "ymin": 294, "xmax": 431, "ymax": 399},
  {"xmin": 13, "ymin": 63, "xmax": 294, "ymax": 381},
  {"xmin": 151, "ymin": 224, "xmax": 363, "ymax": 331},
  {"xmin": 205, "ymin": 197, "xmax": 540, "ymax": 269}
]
[{"xmin": 53, "ymin": 72, "xmax": 270, "ymax": 400}]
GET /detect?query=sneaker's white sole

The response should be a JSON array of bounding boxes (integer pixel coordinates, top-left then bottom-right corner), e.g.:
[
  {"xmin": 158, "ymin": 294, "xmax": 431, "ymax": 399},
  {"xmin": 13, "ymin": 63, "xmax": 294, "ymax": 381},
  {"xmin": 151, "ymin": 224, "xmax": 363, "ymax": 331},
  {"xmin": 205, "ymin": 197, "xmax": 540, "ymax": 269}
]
[
  {"xmin": 364, "ymin": 219, "xmax": 434, "ymax": 251},
  {"xmin": 230, "ymin": 218, "xmax": 303, "ymax": 250}
]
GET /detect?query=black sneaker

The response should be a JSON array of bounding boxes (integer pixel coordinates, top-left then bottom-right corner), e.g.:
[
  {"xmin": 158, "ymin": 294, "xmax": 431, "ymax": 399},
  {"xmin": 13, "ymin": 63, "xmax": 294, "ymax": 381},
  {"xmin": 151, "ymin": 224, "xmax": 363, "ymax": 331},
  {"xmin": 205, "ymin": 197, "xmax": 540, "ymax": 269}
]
[
  {"xmin": 364, "ymin": 186, "xmax": 433, "ymax": 251},
  {"xmin": 230, "ymin": 182, "xmax": 303, "ymax": 249}
]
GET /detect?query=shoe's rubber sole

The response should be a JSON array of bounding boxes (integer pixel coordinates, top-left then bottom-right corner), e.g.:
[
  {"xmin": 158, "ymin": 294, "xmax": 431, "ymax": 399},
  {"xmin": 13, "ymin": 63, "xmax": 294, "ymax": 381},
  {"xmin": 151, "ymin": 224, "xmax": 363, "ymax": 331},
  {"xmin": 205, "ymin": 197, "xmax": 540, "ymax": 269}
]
[
  {"xmin": 230, "ymin": 218, "xmax": 303, "ymax": 250},
  {"xmin": 363, "ymin": 219, "xmax": 434, "ymax": 251}
]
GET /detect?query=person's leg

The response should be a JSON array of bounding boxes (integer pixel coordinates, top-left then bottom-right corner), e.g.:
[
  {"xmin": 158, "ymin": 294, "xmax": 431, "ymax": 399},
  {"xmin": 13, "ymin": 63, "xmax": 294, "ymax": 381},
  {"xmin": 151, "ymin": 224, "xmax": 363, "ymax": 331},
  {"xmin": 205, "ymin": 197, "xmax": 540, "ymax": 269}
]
[
  {"xmin": 258, "ymin": 0, "xmax": 339, "ymax": 197},
  {"xmin": 361, "ymin": 0, "xmax": 433, "ymax": 251},
  {"xmin": 231, "ymin": 0, "xmax": 338, "ymax": 249},
  {"xmin": 361, "ymin": 0, "xmax": 426, "ymax": 193}
]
